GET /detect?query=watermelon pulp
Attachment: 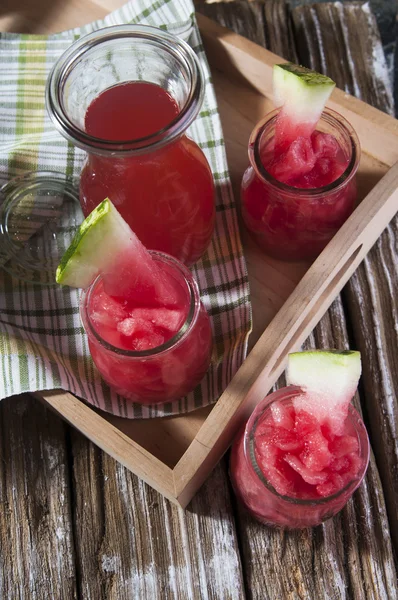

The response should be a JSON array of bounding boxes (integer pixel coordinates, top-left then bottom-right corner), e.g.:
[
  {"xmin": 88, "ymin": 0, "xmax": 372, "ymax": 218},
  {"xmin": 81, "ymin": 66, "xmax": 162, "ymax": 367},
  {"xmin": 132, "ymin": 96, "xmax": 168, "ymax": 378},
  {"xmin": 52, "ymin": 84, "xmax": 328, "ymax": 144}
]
[
  {"xmin": 80, "ymin": 81, "xmax": 215, "ymax": 266},
  {"xmin": 100, "ymin": 237, "xmax": 182, "ymax": 308},
  {"xmin": 266, "ymin": 129, "xmax": 349, "ymax": 188},
  {"xmin": 82, "ymin": 252, "xmax": 213, "ymax": 405},
  {"xmin": 89, "ymin": 257, "xmax": 189, "ymax": 352},
  {"xmin": 254, "ymin": 397, "xmax": 362, "ymax": 499}
]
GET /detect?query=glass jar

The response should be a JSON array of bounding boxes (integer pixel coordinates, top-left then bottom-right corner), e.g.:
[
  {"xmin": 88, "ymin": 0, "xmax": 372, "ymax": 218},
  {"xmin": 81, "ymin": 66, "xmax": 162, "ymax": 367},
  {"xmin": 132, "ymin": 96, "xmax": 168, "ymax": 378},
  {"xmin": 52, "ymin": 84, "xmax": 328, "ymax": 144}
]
[
  {"xmin": 241, "ymin": 108, "xmax": 360, "ymax": 262},
  {"xmin": 46, "ymin": 25, "xmax": 215, "ymax": 266},
  {"xmin": 230, "ymin": 386, "xmax": 369, "ymax": 528},
  {"xmin": 80, "ymin": 252, "xmax": 213, "ymax": 404}
]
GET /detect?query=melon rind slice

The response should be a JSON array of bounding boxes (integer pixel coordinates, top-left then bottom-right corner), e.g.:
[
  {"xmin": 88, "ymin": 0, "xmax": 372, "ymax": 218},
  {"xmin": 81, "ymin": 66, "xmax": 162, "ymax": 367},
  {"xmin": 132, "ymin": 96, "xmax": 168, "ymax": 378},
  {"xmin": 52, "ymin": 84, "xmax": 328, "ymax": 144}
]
[
  {"xmin": 56, "ymin": 198, "xmax": 180, "ymax": 306},
  {"xmin": 286, "ymin": 350, "xmax": 361, "ymax": 433},
  {"xmin": 273, "ymin": 63, "xmax": 336, "ymax": 127},
  {"xmin": 56, "ymin": 198, "xmax": 134, "ymax": 288}
]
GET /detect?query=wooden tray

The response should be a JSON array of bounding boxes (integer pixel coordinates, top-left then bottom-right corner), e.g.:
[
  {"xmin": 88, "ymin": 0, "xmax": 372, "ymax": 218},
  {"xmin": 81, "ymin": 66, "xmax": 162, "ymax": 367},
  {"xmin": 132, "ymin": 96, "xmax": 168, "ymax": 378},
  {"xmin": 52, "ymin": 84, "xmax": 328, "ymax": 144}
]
[{"xmin": 35, "ymin": 14, "xmax": 398, "ymax": 508}]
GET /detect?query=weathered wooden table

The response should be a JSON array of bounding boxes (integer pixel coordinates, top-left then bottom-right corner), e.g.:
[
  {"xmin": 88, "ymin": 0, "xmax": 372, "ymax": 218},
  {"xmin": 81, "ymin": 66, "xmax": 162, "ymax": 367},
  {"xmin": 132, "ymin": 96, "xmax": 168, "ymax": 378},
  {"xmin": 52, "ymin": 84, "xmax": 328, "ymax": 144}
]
[{"xmin": 1, "ymin": 1, "xmax": 397, "ymax": 598}]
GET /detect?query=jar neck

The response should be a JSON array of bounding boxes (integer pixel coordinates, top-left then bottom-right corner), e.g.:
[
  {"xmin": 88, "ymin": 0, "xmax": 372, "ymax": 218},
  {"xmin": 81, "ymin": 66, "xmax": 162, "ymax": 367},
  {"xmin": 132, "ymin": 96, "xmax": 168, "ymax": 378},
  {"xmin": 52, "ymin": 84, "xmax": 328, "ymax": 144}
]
[
  {"xmin": 249, "ymin": 107, "xmax": 360, "ymax": 197},
  {"xmin": 46, "ymin": 25, "xmax": 204, "ymax": 157},
  {"xmin": 243, "ymin": 386, "xmax": 368, "ymax": 505},
  {"xmin": 80, "ymin": 251, "xmax": 201, "ymax": 358}
]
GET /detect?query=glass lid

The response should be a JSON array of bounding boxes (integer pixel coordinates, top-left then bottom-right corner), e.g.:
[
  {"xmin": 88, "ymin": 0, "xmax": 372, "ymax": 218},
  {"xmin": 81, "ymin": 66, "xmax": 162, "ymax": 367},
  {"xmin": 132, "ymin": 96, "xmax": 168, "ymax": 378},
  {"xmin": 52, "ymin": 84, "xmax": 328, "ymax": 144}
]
[{"xmin": 0, "ymin": 171, "xmax": 82, "ymax": 286}]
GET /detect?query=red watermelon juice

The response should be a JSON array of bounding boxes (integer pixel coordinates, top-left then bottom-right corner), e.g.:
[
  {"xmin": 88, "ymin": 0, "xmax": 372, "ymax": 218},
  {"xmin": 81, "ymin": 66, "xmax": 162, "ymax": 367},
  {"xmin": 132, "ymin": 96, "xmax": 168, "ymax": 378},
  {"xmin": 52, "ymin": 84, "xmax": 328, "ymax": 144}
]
[
  {"xmin": 80, "ymin": 82, "xmax": 215, "ymax": 266},
  {"xmin": 241, "ymin": 108, "xmax": 360, "ymax": 261},
  {"xmin": 80, "ymin": 252, "xmax": 213, "ymax": 405},
  {"xmin": 230, "ymin": 386, "xmax": 369, "ymax": 528}
]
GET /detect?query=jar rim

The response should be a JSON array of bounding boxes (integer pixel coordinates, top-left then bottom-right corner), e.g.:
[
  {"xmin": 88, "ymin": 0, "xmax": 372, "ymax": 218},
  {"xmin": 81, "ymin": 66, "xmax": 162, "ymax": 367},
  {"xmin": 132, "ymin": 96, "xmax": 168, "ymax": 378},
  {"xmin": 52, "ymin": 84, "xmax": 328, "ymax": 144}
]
[
  {"xmin": 46, "ymin": 24, "xmax": 204, "ymax": 157},
  {"xmin": 243, "ymin": 385, "xmax": 369, "ymax": 505},
  {"xmin": 249, "ymin": 107, "xmax": 361, "ymax": 196},
  {"xmin": 80, "ymin": 251, "xmax": 201, "ymax": 358}
]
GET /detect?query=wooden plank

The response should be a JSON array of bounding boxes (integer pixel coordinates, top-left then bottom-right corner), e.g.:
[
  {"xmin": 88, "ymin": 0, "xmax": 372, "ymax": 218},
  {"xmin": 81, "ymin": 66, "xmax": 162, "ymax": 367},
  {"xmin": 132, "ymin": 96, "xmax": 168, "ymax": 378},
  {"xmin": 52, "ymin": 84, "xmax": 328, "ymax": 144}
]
[
  {"xmin": 292, "ymin": 2, "xmax": 394, "ymax": 115},
  {"xmin": 69, "ymin": 427, "xmax": 246, "ymax": 599},
  {"xmin": 196, "ymin": 1, "xmax": 266, "ymax": 47},
  {"xmin": 345, "ymin": 229, "xmax": 398, "ymax": 549},
  {"xmin": 292, "ymin": 0, "xmax": 398, "ymax": 555},
  {"xmin": 262, "ymin": 0, "xmax": 298, "ymax": 62},
  {"xmin": 195, "ymin": 0, "xmax": 298, "ymax": 61},
  {"xmin": 0, "ymin": 395, "xmax": 78, "ymax": 599}
]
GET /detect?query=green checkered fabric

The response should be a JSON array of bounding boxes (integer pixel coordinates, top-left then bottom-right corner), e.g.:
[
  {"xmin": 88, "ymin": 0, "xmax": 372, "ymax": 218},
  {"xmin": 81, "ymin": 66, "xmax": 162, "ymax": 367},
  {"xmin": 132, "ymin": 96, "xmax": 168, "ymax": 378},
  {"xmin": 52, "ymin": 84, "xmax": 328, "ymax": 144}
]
[{"xmin": 0, "ymin": 0, "xmax": 252, "ymax": 418}]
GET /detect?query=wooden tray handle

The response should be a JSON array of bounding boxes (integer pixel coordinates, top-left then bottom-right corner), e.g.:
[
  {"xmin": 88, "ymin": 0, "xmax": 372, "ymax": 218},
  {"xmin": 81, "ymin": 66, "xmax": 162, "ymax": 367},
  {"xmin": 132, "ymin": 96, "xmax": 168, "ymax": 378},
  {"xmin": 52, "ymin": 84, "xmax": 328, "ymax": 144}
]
[{"xmin": 266, "ymin": 243, "xmax": 363, "ymax": 382}]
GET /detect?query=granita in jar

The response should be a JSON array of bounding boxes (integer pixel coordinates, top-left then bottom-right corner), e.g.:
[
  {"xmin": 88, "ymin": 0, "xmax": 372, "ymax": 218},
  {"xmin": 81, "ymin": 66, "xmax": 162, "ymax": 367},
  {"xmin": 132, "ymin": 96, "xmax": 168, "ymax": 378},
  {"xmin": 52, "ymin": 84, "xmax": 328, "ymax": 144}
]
[
  {"xmin": 46, "ymin": 25, "xmax": 215, "ymax": 266},
  {"xmin": 241, "ymin": 64, "xmax": 360, "ymax": 261},
  {"xmin": 230, "ymin": 351, "xmax": 369, "ymax": 528},
  {"xmin": 56, "ymin": 199, "xmax": 213, "ymax": 405}
]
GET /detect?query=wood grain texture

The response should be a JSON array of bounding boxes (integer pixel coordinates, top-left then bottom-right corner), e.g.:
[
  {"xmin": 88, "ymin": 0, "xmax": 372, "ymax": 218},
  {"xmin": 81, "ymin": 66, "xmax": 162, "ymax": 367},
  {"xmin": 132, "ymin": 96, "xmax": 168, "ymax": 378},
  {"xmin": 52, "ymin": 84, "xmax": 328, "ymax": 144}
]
[
  {"xmin": 0, "ymin": 396, "xmax": 77, "ymax": 599},
  {"xmin": 196, "ymin": 1, "xmax": 266, "ymax": 47},
  {"xmin": 195, "ymin": 0, "xmax": 298, "ymax": 62},
  {"xmin": 291, "ymin": 0, "xmax": 398, "ymax": 556},
  {"xmin": 70, "ymin": 427, "xmax": 246, "ymax": 599},
  {"xmin": 292, "ymin": 2, "xmax": 394, "ymax": 115},
  {"xmin": 262, "ymin": 0, "xmax": 298, "ymax": 62},
  {"xmin": 345, "ymin": 228, "xmax": 398, "ymax": 551}
]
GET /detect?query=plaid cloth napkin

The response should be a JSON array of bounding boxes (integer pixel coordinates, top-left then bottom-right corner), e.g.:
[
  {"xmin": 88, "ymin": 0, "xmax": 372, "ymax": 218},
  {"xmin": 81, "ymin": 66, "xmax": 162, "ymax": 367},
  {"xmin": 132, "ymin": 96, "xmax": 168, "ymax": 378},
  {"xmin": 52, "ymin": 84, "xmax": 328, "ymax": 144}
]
[{"xmin": 0, "ymin": 0, "xmax": 252, "ymax": 418}]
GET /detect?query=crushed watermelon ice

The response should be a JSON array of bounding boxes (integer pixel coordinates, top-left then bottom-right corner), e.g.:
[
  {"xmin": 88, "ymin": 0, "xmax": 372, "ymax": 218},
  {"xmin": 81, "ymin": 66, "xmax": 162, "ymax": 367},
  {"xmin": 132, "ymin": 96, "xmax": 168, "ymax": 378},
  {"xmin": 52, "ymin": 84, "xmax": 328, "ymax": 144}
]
[
  {"xmin": 56, "ymin": 197, "xmax": 189, "ymax": 351},
  {"xmin": 255, "ymin": 398, "xmax": 361, "ymax": 499},
  {"xmin": 88, "ymin": 261, "xmax": 189, "ymax": 353},
  {"xmin": 230, "ymin": 350, "xmax": 368, "ymax": 527},
  {"xmin": 256, "ymin": 350, "xmax": 363, "ymax": 499},
  {"xmin": 265, "ymin": 129, "xmax": 349, "ymax": 189}
]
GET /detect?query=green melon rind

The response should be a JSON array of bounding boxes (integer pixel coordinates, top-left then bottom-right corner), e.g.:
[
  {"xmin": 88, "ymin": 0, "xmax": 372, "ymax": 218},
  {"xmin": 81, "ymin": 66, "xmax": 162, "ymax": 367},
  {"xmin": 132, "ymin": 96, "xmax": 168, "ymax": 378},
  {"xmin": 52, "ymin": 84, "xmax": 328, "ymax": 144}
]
[
  {"xmin": 56, "ymin": 198, "xmax": 132, "ymax": 289},
  {"xmin": 286, "ymin": 350, "xmax": 361, "ymax": 401},
  {"xmin": 273, "ymin": 63, "xmax": 336, "ymax": 122}
]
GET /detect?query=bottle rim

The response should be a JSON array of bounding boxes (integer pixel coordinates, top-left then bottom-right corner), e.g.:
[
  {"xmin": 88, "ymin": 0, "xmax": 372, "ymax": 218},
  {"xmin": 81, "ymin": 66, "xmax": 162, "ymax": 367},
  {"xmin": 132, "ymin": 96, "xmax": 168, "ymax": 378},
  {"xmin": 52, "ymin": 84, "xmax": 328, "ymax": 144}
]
[
  {"xmin": 46, "ymin": 24, "xmax": 204, "ymax": 157},
  {"xmin": 249, "ymin": 107, "xmax": 361, "ymax": 196},
  {"xmin": 80, "ymin": 251, "xmax": 201, "ymax": 358},
  {"xmin": 243, "ymin": 385, "xmax": 370, "ymax": 506}
]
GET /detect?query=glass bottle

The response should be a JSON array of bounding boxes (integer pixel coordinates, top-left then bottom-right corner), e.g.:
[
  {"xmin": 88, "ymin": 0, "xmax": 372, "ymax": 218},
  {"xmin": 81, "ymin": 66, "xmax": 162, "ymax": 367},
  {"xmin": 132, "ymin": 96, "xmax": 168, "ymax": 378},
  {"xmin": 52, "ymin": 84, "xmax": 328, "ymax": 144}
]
[{"xmin": 46, "ymin": 25, "xmax": 215, "ymax": 266}]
